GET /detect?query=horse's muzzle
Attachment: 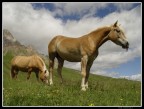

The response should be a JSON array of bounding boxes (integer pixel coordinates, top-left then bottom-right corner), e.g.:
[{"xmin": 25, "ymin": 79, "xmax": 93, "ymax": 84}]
[{"xmin": 122, "ymin": 42, "xmax": 129, "ymax": 51}]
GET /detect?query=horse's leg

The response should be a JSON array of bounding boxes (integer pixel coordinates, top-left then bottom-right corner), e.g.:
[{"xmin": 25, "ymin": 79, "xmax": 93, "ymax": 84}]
[
  {"xmin": 27, "ymin": 68, "xmax": 32, "ymax": 80},
  {"xmin": 27, "ymin": 72, "xmax": 31, "ymax": 80},
  {"xmin": 81, "ymin": 55, "xmax": 88, "ymax": 91},
  {"xmin": 85, "ymin": 60, "xmax": 94, "ymax": 89},
  {"xmin": 57, "ymin": 55, "xmax": 64, "ymax": 84},
  {"xmin": 15, "ymin": 70, "xmax": 18, "ymax": 79},
  {"xmin": 85, "ymin": 53, "xmax": 98, "ymax": 89},
  {"xmin": 11, "ymin": 66, "xmax": 15, "ymax": 79},
  {"xmin": 49, "ymin": 55, "xmax": 55, "ymax": 85},
  {"xmin": 11, "ymin": 66, "xmax": 19, "ymax": 79},
  {"xmin": 35, "ymin": 71, "xmax": 39, "ymax": 82},
  {"xmin": 14, "ymin": 68, "xmax": 19, "ymax": 79}
]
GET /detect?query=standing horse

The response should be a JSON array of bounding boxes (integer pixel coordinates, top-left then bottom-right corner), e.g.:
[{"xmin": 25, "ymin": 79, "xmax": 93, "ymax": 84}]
[
  {"xmin": 11, "ymin": 54, "xmax": 49, "ymax": 84},
  {"xmin": 48, "ymin": 21, "xmax": 129, "ymax": 91}
]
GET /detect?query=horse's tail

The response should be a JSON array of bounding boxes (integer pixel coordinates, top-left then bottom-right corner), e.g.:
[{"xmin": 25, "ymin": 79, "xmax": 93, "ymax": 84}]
[{"xmin": 10, "ymin": 66, "xmax": 15, "ymax": 79}]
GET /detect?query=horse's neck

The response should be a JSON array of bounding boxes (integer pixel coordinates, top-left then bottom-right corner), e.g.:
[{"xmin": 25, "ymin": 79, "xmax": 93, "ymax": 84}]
[{"xmin": 89, "ymin": 27, "xmax": 111, "ymax": 49}]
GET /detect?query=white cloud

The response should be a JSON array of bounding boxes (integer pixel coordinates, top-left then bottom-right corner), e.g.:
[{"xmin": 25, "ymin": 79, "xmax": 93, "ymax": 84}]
[
  {"xmin": 113, "ymin": 3, "xmax": 139, "ymax": 11},
  {"xmin": 64, "ymin": 61, "xmax": 81, "ymax": 71},
  {"xmin": 91, "ymin": 70, "xmax": 141, "ymax": 81},
  {"xmin": 53, "ymin": 2, "xmax": 108, "ymax": 17},
  {"xmin": 3, "ymin": 2, "xmax": 64, "ymax": 53},
  {"xmin": 94, "ymin": 45, "xmax": 141, "ymax": 68},
  {"xmin": 91, "ymin": 70, "xmax": 119, "ymax": 78},
  {"xmin": 120, "ymin": 73, "xmax": 141, "ymax": 81},
  {"xmin": 2, "ymin": 3, "xmax": 141, "ymax": 78}
]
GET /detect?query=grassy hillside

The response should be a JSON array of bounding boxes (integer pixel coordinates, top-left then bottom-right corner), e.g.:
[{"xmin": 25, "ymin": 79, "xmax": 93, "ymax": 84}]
[{"xmin": 3, "ymin": 51, "xmax": 141, "ymax": 106}]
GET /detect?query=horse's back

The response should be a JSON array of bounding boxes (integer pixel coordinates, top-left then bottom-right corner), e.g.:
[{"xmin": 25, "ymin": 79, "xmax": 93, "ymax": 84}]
[
  {"xmin": 48, "ymin": 35, "xmax": 81, "ymax": 50},
  {"xmin": 48, "ymin": 35, "xmax": 64, "ymax": 49},
  {"xmin": 11, "ymin": 55, "xmax": 45, "ymax": 73},
  {"xmin": 48, "ymin": 35, "xmax": 83, "ymax": 62},
  {"xmin": 11, "ymin": 56, "xmax": 31, "ymax": 68}
]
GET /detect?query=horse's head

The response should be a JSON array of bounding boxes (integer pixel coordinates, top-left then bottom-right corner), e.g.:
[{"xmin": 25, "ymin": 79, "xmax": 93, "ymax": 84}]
[
  {"xmin": 40, "ymin": 69, "xmax": 49, "ymax": 84},
  {"xmin": 108, "ymin": 20, "xmax": 129, "ymax": 50}
]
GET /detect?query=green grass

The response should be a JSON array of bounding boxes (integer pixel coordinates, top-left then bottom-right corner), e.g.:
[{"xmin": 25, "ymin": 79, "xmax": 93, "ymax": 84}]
[{"xmin": 3, "ymin": 51, "xmax": 141, "ymax": 106}]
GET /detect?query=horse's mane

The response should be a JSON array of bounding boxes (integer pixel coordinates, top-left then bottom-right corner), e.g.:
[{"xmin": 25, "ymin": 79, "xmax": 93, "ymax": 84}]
[
  {"xmin": 88, "ymin": 26, "xmax": 111, "ymax": 36},
  {"xmin": 33, "ymin": 55, "xmax": 45, "ymax": 67}
]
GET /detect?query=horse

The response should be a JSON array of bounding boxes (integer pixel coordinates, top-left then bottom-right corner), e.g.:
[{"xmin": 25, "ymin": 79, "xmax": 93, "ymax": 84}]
[
  {"xmin": 11, "ymin": 54, "xmax": 49, "ymax": 84},
  {"xmin": 48, "ymin": 21, "xmax": 129, "ymax": 91}
]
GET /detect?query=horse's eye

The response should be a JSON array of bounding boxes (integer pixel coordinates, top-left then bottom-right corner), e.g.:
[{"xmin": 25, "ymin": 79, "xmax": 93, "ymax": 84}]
[
  {"xmin": 116, "ymin": 29, "xmax": 120, "ymax": 33},
  {"xmin": 114, "ymin": 29, "xmax": 120, "ymax": 33}
]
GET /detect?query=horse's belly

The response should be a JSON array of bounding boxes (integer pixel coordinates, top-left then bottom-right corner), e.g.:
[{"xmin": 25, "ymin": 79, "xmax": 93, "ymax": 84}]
[
  {"xmin": 13, "ymin": 62, "xmax": 34, "ymax": 72},
  {"xmin": 58, "ymin": 52, "xmax": 81, "ymax": 62},
  {"xmin": 13, "ymin": 65, "xmax": 29, "ymax": 72},
  {"xmin": 18, "ymin": 67, "xmax": 29, "ymax": 72},
  {"xmin": 14, "ymin": 65, "xmax": 37, "ymax": 72},
  {"xmin": 56, "ymin": 38, "xmax": 82, "ymax": 62}
]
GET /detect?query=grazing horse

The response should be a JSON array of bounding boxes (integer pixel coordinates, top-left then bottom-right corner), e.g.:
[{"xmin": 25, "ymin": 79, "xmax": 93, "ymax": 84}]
[
  {"xmin": 48, "ymin": 21, "xmax": 129, "ymax": 91},
  {"xmin": 11, "ymin": 54, "xmax": 49, "ymax": 84}
]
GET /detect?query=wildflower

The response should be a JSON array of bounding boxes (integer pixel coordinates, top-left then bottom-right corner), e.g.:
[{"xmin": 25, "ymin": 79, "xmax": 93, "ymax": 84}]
[{"xmin": 89, "ymin": 103, "xmax": 94, "ymax": 106}]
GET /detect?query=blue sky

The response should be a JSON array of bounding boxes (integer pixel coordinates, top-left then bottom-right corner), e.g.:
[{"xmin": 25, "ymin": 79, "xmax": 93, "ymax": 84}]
[
  {"xmin": 107, "ymin": 57, "xmax": 141, "ymax": 77},
  {"xmin": 31, "ymin": 3, "xmax": 140, "ymax": 20},
  {"xmin": 3, "ymin": 2, "xmax": 142, "ymax": 81}
]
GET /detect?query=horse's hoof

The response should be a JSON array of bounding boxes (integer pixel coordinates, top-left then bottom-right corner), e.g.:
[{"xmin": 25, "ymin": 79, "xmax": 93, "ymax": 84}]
[
  {"xmin": 81, "ymin": 88, "xmax": 86, "ymax": 91},
  {"xmin": 85, "ymin": 85, "xmax": 88, "ymax": 89},
  {"xmin": 50, "ymin": 82, "xmax": 53, "ymax": 85}
]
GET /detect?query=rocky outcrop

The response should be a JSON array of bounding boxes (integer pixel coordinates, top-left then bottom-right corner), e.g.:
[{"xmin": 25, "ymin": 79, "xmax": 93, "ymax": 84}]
[{"xmin": 3, "ymin": 29, "xmax": 38, "ymax": 55}]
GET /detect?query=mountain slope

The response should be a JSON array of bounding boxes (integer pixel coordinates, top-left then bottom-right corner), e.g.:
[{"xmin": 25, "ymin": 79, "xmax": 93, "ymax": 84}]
[
  {"xmin": 2, "ymin": 29, "xmax": 141, "ymax": 106},
  {"xmin": 3, "ymin": 51, "xmax": 141, "ymax": 106},
  {"xmin": 3, "ymin": 29, "xmax": 38, "ymax": 56}
]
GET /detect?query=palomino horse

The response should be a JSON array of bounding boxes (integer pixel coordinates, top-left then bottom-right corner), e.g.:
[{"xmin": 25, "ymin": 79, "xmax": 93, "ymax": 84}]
[
  {"xmin": 11, "ymin": 54, "xmax": 49, "ymax": 84},
  {"xmin": 48, "ymin": 21, "xmax": 129, "ymax": 91}
]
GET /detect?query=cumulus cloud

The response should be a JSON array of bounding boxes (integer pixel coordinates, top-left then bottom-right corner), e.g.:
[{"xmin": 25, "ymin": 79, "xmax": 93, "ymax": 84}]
[
  {"xmin": 91, "ymin": 70, "xmax": 119, "ymax": 78},
  {"xmin": 120, "ymin": 73, "xmax": 141, "ymax": 81},
  {"xmin": 113, "ymin": 3, "xmax": 139, "ymax": 11},
  {"xmin": 3, "ymin": 2, "xmax": 64, "ymax": 53},
  {"xmin": 53, "ymin": 3, "xmax": 108, "ymax": 17},
  {"xmin": 94, "ymin": 45, "xmax": 141, "ymax": 69},
  {"xmin": 2, "ymin": 2, "xmax": 141, "ymax": 79}
]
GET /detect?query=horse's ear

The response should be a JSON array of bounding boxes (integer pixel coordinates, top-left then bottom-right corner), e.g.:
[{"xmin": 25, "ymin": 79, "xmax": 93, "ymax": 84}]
[{"xmin": 113, "ymin": 20, "xmax": 118, "ymax": 27}]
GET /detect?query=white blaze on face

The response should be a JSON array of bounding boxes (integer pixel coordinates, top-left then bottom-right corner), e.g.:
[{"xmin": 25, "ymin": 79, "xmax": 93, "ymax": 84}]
[
  {"xmin": 38, "ymin": 56, "xmax": 49, "ymax": 78},
  {"xmin": 38, "ymin": 56, "xmax": 49, "ymax": 83},
  {"xmin": 42, "ymin": 63, "xmax": 49, "ymax": 84},
  {"xmin": 43, "ymin": 63, "xmax": 49, "ymax": 78},
  {"xmin": 118, "ymin": 29, "xmax": 128, "ymax": 46}
]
